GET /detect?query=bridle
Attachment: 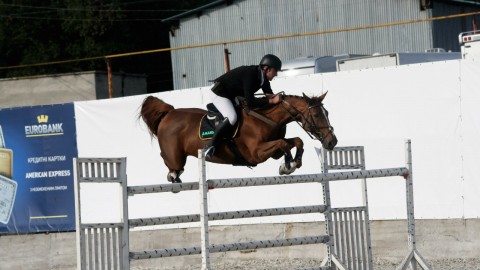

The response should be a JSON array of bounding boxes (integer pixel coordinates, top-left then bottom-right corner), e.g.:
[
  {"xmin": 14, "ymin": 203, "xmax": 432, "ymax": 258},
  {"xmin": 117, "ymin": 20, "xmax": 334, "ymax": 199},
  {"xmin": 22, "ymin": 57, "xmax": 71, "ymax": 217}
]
[{"xmin": 280, "ymin": 98, "xmax": 334, "ymax": 142}]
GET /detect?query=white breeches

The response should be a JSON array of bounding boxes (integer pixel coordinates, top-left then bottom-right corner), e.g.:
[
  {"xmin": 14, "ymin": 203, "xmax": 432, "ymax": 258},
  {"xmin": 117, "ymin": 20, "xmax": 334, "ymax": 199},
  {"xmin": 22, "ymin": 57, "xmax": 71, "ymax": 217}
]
[{"xmin": 208, "ymin": 90, "xmax": 237, "ymax": 125}]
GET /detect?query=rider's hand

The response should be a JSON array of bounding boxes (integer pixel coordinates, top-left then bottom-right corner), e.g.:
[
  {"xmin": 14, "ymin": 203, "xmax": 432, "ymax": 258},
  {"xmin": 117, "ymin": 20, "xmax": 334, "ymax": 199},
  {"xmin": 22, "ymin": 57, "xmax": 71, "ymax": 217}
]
[{"xmin": 269, "ymin": 94, "xmax": 282, "ymax": 104}]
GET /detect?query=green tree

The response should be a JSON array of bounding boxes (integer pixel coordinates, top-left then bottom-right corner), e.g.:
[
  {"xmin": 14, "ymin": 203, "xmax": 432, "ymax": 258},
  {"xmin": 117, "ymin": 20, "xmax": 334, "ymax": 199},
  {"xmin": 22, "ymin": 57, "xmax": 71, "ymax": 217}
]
[{"xmin": 0, "ymin": 0, "xmax": 212, "ymax": 91}]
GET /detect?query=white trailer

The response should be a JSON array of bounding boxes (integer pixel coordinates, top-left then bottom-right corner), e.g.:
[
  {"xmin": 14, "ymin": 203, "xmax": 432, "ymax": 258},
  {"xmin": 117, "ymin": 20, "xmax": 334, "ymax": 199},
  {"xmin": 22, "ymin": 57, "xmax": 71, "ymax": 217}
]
[
  {"xmin": 459, "ymin": 31, "xmax": 480, "ymax": 60},
  {"xmin": 336, "ymin": 51, "xmax": 461, "ymax": 71},
  {"xmin": 277, "ymin": 54, "xmax": 364, "ymax": 77}
]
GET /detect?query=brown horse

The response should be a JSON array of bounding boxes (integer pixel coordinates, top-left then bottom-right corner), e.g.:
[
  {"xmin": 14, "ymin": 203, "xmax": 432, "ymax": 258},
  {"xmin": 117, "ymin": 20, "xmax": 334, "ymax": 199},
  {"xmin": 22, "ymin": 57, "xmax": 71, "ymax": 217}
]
[{"xmin": 140, "ymin": 92, "xmax": 337, "ymax": 183}]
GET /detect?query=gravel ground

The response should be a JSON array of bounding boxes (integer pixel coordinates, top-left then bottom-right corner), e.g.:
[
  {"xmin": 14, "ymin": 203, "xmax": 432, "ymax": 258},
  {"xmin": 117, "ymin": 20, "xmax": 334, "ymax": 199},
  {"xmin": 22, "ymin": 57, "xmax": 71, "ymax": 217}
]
[{"xmin": 135, "ymin": 258, "xmax": 480, "ymax": 270}]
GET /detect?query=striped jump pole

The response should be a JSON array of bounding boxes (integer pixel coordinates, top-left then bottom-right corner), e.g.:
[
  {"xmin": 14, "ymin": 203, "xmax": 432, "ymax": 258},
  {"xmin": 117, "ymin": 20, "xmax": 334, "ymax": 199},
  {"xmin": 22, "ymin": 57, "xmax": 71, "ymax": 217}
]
[
  {"xmin": 129, "ymin": 205, "xmax": 327, "ymax": 228},
  {"xmin": 126, "ymin": 168, "xmax": 408, "ymax": 194},
  {"xmin": 131, "ymin": 235, "xmax": 329, "ymax": 260},
  {"xmin": 204, "ymin": 168, "xmax": 409, "ymax": 189}
]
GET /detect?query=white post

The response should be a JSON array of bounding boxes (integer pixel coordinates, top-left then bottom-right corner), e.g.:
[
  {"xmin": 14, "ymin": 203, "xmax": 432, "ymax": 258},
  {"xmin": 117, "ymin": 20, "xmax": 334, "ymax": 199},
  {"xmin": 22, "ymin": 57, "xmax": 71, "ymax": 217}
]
[
  {"xmin": 73, "ymin": 159, "xmax": 85, "ymax": 270},
  {"xmin": 199, "ymin": 150, "xmax": 211, "ymax": 270},
  {"xmin": 405, "ymin": 140, "xmax": 416, "ymax": 253},
  {"xmin": 397, "ymin": 139, "xmax": 432, "ymax": 270},
  {"xmin": 119, "ymin": 158, "xmax": 130, "ymax": 270}
]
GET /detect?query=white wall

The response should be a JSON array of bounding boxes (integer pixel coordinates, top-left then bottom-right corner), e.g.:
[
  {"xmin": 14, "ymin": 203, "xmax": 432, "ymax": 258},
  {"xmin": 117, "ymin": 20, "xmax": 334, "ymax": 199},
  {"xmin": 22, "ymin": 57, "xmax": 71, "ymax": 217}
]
[
  {"xmin": 74, "ymin": 59, "xmax": 480, "ymax": 228},
  {"xmin": 273, "ymin": 60, "xmax": 478, "ymax": 220}
]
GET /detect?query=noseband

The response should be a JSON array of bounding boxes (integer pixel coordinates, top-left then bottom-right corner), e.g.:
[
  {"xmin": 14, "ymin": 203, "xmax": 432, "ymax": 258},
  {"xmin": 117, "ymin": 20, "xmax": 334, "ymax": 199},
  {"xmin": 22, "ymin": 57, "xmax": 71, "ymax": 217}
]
[{"xmin": 281, "ymin": 99, "xmax": 334, "ymax": 142}]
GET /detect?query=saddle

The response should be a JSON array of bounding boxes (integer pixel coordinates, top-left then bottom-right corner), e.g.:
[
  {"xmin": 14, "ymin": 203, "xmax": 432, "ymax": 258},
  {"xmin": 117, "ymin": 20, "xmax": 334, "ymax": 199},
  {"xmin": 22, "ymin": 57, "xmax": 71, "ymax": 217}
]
[
  {"xmin": 198, "ymin": 103, "xmax": 239, "ymax": 140},
  {"xmin": 198, "ymin": 103, "xmax": 254, "ymax": 167}
]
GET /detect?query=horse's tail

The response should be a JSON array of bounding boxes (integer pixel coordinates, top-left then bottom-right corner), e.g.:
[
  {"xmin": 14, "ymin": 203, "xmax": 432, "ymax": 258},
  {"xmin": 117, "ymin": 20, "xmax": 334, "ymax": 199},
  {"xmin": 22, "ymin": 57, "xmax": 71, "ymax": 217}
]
[{"xmin": 139, "ymin": 96, "xmax": 174, "ymax": 138}]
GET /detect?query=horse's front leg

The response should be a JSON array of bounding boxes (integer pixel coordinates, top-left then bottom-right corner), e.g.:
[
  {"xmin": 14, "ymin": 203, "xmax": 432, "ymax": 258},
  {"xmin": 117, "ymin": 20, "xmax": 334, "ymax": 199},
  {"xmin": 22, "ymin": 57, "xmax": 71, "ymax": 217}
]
[
  {"xmin": 279, "ymin": 151, "xmax": 297, "ymax": 175},
  {"xmin": 248, "ymin": 139, "xmax": 298, "ymax": 175},
  {"xmin": 283, "ymin": 137, "xmax": 304, "ymax": 169}
]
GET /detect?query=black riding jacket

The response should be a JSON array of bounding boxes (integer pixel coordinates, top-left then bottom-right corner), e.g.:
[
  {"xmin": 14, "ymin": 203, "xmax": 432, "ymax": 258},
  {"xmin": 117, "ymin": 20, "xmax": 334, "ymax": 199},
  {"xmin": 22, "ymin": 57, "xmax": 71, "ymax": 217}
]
[{"xmin": 212, "ymin": 65, "xmax": 273, "ymax": 108}]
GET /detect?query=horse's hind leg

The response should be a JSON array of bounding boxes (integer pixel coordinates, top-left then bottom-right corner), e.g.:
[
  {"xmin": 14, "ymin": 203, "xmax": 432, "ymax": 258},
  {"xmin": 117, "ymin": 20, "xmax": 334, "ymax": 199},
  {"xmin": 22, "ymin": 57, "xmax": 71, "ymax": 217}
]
[
  {"xmin": 167, "ymin": 169, "xmax": 184, "ymax": 183},
  {"xmin": 160, "ymin": 150, "xmax": 186, "ymax": 184}
]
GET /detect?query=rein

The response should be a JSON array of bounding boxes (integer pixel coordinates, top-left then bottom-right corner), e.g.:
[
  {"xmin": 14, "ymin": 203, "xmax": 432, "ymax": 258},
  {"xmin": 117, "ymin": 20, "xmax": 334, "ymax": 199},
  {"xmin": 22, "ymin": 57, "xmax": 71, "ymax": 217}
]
[
  {"xmin": 237, "ymin": 95, "xmax": 278, "ymax": 127},
  {"xmin": 243, "ymin": 107, "xmax": 278, "ymax": 127},
  {"xmin": 280, "ymin": 99, "xmax": 333, "ymax": 142},
  {"xmin": 239, "ymin": 95, "xmax": 333, "ymax": 142}
]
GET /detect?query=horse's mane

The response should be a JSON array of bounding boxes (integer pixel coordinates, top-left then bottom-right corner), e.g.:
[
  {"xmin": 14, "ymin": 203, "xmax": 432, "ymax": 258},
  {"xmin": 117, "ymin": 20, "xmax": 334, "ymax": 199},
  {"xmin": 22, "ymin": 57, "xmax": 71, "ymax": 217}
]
[
  {"xmin": 309, "ymin": 95, "xmax": 324, "ymax": 102},
  {"xmin": 253, "ymin": 94, "xmax": 321, "ymax": 114}
]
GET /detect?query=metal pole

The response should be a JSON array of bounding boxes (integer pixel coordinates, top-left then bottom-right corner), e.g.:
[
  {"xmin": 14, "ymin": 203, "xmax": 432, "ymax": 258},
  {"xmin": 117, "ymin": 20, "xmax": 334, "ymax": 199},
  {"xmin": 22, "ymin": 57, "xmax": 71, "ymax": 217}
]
[
  {"xmin": 199, "ymin": 150, "xmax": 211, "ymax": 270},
  {"xmin": 73, "ymin": 159, "xmax": 85, "ymax": 270},
  {"xmin": 397, "ymin": 139, "xmax": 432, "ymax": 270},
  {"xmin": 119, "ymin": 158, "xmax": 130, "ymax": 270},
  {"xmin": 131, "ymin": 235, "xmax": 329, "ymax": 260},
  {"xmin": 106, "ymin": 59, "xmax": 113, "ymax": 98},
  {"xmin": 405, "ymin": 139, "xmax": 418, "ymax": 270},
  {"xmin": 322, "ymin": 180, "xmax": 333, "ymax": 268},
  {"xmin": 223, "ymin": 46, "xmax": 230, "ymax": 72},
  {"xmin": 405, "ymin": 139, "xmax": 416, "ymax": 252},
  {"xmin": 207, "ymin": 168, "xmax": 408, "ymax": 189},
  {"xmin": 129, "ymin": 205, "xmax": 327, "ymax": 227}
]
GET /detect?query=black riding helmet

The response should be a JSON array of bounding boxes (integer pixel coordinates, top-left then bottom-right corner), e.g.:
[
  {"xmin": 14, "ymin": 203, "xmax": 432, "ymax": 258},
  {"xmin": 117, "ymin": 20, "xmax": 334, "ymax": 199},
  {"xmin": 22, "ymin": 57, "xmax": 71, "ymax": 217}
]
[{"xmin": 259, "ymin": 54, "xmax": 282, "ymax": 71}]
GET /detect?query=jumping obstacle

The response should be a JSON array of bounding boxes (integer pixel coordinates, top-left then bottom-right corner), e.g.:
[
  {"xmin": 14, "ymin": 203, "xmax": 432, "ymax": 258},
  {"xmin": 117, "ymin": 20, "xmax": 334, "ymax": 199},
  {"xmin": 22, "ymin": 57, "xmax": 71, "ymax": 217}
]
[
  {"xmin": 74, "ymin": 140, "xmax": 431, "ymax": 270},
  {"xmin": 319, "ymin": 145, "xmax": 373, "ymax": 270}
]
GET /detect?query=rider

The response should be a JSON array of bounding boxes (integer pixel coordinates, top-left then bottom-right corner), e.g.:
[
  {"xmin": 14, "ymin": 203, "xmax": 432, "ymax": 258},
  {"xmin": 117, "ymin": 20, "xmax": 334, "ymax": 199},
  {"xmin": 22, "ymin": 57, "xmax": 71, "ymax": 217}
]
[{"xmin": 204, "ymin": 54, "xmax": 283, "ymax": 160}]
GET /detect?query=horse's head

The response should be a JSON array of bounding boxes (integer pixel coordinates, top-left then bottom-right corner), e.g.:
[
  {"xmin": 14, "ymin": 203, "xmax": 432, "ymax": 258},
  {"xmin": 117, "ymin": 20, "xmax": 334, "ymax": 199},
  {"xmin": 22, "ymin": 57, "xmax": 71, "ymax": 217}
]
[{"xmin": 292, "ymin": 92, "xmax": 338, "ymax": 150}]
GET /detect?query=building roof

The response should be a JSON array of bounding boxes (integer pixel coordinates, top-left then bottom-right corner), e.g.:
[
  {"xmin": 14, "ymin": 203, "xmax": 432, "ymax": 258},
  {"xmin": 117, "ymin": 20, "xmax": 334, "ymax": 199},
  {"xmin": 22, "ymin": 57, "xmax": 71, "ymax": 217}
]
[{"xmin": 162, "ymin": 0, "xmax": 234, "ymax": 23}]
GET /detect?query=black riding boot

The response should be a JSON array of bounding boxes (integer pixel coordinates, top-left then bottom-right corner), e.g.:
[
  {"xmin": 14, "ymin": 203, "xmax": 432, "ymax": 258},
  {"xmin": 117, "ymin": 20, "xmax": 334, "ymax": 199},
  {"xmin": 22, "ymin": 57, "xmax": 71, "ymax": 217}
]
[{"xmin": 204, "ymin": 118, "xmax": 231, "ymax": 160}]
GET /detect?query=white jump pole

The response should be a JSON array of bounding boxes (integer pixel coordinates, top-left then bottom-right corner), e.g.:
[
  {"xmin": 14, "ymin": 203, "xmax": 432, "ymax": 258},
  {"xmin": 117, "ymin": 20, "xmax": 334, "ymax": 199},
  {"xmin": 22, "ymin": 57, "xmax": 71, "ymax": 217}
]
[
  {"xmin": 397, "ymin": 140, "xmax": 432, "ymax": 270},
  {"xmin": 128, "ymin": 182, "xmax": 199, "ymax": 194},
  {"xmin": 206, "ymin": 168, "xmax": 408, "ymax": 189},
  {"xmin": 129, "ymin": 205, "xmax": 327, "ymax": 228},
  {"xmin": 199, "ymin": 149, "xmax": 211, "ymax": 270},
  {"xmin": 130, "ymin": 235, "xmax": 329, "ymax": 260}
]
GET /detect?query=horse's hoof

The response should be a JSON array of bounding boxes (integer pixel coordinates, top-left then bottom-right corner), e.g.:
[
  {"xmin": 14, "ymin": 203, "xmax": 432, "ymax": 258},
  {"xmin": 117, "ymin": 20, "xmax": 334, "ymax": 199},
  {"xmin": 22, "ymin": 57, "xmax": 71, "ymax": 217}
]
[
  {"xmin": 294, "ymin": 160, "xmax": 303, "ymax": 168},
  {"xmin": 167, "ymin": 177, "xmax": 182, "ymax": 183},
  {"xmin": 279, "ymin": 162, "xmax": 297, "ymax": 175},
  {"xmin": 171, "ymin": 178, "xmax": 182, "ymax": 193}
]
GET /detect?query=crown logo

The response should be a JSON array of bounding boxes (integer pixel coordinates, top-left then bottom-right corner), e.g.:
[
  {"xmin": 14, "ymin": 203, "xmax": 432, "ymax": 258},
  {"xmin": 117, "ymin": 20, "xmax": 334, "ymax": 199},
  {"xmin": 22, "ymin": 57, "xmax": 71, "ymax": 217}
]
[{"xmin": 37, "ymin": 115, "xmax": 48, "ymax": 123}]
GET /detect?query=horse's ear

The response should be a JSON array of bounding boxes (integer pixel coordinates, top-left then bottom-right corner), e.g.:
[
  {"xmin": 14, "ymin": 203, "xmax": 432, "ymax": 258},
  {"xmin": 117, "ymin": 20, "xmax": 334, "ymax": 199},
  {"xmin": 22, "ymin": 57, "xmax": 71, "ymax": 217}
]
[
  {"xmin": 302, "ymin": 92, "xmax": 311, "ymax": 102},
  {"xmin": 319, "ymin": 91, "xmax": 328, "ymax": 102}
]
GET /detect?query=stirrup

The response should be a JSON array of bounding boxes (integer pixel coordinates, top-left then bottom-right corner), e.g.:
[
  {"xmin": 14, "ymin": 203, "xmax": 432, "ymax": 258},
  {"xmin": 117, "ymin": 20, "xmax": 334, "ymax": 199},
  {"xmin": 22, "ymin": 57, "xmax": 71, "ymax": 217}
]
[{"xmin": 204, "ymin": 145, "xmax": 215, "ymax": 160}]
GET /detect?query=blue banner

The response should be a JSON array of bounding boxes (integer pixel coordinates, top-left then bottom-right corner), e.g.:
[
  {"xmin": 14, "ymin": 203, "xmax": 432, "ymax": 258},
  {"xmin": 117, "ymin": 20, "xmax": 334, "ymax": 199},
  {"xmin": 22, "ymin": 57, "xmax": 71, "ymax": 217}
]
[{"xmin": 0, "ymin": 104, "xmax": 77, "ymax": 234}]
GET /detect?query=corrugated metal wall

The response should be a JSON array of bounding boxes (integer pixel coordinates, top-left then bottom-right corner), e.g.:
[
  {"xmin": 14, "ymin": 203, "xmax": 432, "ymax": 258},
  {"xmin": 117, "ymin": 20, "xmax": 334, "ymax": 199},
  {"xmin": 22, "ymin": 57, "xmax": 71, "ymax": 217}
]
[
  {"xmin": 169, "ymin": 0, "xmax": 435, "ymax": 89},
  {"xmin": 431, "ymin": 2, "xmax": 480, "ymax": 52}
]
